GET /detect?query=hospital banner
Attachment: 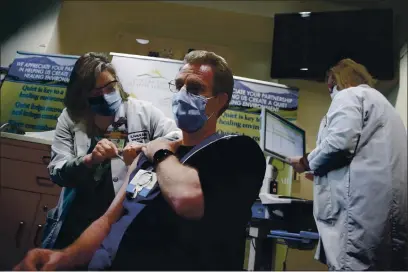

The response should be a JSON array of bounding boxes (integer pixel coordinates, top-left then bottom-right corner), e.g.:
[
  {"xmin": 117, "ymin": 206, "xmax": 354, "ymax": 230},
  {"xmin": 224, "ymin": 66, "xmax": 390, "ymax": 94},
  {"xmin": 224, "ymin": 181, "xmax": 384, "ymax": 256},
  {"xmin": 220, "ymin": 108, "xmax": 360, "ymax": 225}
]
[
  {"xmin": 110, "ymin": 52, "xmax": 299, "ymax": 143},
  {"xmin": 0, "ymin": 51, "xmax": 79, "ymax": 132}
]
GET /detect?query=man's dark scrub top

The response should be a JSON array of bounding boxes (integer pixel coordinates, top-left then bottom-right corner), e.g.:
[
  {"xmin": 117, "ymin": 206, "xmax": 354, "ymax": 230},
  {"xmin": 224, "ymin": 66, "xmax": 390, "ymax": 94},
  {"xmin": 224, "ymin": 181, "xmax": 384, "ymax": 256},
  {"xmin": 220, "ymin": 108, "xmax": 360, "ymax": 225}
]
[{"xmin": 111, "ymin": 135, "xmax": 266, "ymax": 271}]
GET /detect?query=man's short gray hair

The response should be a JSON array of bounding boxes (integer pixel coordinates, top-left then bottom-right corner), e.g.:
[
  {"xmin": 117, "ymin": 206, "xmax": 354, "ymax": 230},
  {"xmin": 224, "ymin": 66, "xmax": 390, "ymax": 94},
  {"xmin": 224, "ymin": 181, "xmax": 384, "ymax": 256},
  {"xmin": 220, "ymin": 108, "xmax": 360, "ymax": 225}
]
[{"xmin": 184, "ymin": 50, "xmax": 234, "ymax": 115}]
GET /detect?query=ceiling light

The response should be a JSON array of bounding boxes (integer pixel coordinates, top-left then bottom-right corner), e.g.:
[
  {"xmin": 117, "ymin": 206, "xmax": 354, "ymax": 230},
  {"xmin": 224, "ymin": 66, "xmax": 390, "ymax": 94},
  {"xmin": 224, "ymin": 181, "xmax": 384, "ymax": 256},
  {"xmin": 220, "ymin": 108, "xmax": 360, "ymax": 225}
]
[
  {"xmin": 299, "ymin": 12, "xmax": 311, "ymax": 18},
  {"xmin": 136, "ymin": 38, "xmax": 149, "ymax": 45},
  {"xmin": 300, "ymin": 68, "xmax": 308, "ymax": 71}
]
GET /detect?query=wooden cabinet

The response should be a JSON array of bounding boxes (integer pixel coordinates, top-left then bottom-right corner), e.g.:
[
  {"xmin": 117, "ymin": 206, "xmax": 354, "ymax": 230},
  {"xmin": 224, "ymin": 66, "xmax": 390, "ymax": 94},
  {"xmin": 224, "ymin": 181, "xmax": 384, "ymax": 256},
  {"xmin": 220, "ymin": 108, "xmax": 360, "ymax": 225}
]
[
  {"xmin": 0, "ymin": 137, "xmax": 61, "ymax": 270},
  {"xmin": 28, "ymin": 194, "xmax": 60, "ymax": 249},
  {"xmin": 0, "ymin": 189, "xmax": 40, "ymax": 270}
]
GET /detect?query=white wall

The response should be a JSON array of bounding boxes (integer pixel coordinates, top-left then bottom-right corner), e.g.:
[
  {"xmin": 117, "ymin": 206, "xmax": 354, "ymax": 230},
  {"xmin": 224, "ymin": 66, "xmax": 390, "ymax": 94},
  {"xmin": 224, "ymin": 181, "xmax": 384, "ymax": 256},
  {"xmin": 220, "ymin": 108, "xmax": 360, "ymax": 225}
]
[
  {"xmin": 0, "ymin": 1, "xmax": 61, "ymax": 67},
  {"xmin": 388, "ymin": 43, "xmax": 407, "ymax": 128}
]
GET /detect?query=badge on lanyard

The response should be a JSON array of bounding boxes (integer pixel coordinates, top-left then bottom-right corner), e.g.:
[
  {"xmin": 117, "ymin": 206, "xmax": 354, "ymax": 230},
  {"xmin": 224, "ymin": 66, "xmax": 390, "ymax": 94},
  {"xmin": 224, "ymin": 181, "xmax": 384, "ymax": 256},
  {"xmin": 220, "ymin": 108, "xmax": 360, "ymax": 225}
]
[
  {"xmin": 106, "ymin": 117, "xmax": 128, "ymax": 150},
  {"xmin": 126, "ymin": 169, "xmax": 158, "ymax": 199},
  {"xmin": 127, "ymin": 130, "xmax": 150, "ymax": 144}
]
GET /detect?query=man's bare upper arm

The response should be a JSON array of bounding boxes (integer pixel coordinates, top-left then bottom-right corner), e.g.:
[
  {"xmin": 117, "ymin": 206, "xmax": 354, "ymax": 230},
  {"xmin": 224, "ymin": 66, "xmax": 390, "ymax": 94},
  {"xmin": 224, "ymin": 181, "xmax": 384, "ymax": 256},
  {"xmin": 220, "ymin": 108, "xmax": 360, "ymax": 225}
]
[{"xmin": 104, "ymin": 155, "xmax": 141, "ymax": 224}]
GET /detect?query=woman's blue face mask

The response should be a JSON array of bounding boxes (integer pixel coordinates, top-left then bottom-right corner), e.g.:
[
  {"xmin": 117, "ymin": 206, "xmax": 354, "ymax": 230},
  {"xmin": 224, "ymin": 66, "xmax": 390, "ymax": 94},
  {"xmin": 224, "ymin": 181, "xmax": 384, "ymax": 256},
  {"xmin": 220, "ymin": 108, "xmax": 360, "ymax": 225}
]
[
  {"xmin": 88, "ymin": 89, "xmax": 122, "ymax": 116},
  {"xmin": 172, "ymin": 87, "xmax": 215, "ymax": 133}
]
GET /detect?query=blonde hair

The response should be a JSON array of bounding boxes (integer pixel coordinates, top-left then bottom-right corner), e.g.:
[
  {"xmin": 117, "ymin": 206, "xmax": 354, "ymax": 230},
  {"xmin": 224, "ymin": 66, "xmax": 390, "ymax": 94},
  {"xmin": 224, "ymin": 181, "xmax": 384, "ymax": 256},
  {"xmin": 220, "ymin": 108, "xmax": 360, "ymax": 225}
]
[{"xmin": 329, "ymin": 58, "xmax": 377, "ymax": 90}]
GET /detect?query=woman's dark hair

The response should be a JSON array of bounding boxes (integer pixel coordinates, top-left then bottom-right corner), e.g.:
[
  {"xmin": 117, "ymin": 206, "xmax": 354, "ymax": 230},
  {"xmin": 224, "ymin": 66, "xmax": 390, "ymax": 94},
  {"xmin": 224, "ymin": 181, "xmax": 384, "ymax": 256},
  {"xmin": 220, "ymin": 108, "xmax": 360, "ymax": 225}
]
[{"xmin": 64, "ymin": 52, "xmax": 129, "ymax": 122}]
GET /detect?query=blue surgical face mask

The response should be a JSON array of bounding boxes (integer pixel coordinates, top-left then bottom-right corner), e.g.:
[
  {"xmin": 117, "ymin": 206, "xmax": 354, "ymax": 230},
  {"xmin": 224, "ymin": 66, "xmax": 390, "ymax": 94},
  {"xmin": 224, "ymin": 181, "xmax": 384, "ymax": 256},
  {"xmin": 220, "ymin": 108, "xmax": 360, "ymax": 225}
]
[
  {"xmin": 88, "ymin": 89, "xmax": 122, "ymax": 116},
  {"xmin": 330, "ymin": 85, "xmax": 340, "ymax": 100},
  {"xmin": 172, "ymin": 88, "xmax": 215, "ymax": 133}
]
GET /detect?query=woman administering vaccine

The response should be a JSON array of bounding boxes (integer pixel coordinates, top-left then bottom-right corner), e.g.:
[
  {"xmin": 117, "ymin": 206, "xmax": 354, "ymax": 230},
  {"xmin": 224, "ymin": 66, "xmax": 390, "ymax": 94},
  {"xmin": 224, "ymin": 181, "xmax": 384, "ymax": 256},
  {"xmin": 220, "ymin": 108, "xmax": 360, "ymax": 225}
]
[
  {"xmin": 290, "ymin": 59, "xmax": 407, "ymax": 270},
  {"xmin": 42, "ymin": 52, "xmax": 180, "ymax": 251}
]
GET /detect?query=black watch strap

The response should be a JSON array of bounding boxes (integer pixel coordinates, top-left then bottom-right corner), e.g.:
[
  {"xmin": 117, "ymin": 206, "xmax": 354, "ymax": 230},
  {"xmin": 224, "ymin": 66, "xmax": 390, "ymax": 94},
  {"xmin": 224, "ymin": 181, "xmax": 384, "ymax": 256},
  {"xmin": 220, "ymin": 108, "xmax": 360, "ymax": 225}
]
[{"xmin": 153, "ymin": 149, "xmax": 174, "ymax": 166}]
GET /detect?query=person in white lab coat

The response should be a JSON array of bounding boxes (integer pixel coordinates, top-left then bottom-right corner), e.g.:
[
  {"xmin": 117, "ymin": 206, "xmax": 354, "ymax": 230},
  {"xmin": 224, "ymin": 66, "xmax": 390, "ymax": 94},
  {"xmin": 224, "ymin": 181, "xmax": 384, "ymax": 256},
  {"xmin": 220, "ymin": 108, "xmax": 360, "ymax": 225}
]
[
  {"xmin": 42, "ymin": 53, "xmax": 181, "ymax": 253},
  {"xmin": 290, "ymin": 59, "xmax": 407, "ymax": 270}
]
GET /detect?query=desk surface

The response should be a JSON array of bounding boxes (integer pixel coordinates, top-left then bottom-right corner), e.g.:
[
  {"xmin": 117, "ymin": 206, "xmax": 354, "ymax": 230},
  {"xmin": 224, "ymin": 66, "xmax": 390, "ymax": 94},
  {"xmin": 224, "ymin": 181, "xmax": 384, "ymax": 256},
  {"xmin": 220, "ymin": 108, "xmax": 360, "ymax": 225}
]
[{"xmin": 0, "ymin": 132, "xmax": 53, "ymax": 145}]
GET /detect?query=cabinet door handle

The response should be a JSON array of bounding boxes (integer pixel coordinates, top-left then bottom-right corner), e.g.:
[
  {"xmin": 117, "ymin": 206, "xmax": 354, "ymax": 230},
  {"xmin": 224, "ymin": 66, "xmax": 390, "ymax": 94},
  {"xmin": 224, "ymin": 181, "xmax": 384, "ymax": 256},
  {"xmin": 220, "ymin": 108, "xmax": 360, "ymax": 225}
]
[
  {"xmin": 15, "ymin": 221, "xmax": 25, "ymax": 248},
  {"xmin": 33, "ymin": 224, "xmax": 43, "ymax": 247},
  {"xmin": 41, "ymin": 156, "xmax": 51, "ymax": 165},
  {"xmin": 36, "ymin": 177, "xmax": 54, "ymax": 187}
]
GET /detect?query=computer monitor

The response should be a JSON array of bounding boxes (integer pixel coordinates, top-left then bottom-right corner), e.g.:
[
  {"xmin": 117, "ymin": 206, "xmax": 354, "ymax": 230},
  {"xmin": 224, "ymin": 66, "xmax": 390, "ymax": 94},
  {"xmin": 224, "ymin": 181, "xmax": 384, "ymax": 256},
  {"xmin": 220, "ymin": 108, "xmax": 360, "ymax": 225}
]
[{"xmin": 260, "ymin": 108, "xmax": 305, "ymax": 163}]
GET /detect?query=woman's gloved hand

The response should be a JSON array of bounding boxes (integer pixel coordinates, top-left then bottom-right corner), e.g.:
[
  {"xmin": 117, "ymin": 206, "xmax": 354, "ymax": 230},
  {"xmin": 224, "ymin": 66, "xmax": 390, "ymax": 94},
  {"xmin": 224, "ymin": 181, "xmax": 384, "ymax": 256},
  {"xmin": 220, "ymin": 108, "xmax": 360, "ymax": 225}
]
[
  {"xmin": 84, "ymin": 138, "xmax": 119, "ymax": 167},
  {"xmin": 289, "ymin": 154, "xmax": 310, "ymax": 174},
  {"xmin": 122, "ymin": 142, "xmax": 146, "ymax": 166}
]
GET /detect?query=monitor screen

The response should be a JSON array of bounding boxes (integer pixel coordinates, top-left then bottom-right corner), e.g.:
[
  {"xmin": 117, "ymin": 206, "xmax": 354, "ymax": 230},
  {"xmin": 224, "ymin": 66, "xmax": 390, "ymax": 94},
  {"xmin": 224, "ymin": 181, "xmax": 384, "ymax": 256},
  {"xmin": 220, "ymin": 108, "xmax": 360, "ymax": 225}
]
[{"xmin": 260, "ymin": 108, "xmax": 305, "ymax": 161}]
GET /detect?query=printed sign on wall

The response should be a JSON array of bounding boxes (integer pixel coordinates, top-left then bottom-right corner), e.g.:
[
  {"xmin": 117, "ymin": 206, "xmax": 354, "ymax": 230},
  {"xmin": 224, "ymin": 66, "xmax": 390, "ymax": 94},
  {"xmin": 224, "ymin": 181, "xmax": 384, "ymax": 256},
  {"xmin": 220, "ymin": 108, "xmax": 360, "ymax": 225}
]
[
  {"xmin": 0, "ymin": 51, "xmax": 79, "ymax": 132},
  {"xmin": 110, "ymin": 53, "xmax": 299, "ymax": 144}
]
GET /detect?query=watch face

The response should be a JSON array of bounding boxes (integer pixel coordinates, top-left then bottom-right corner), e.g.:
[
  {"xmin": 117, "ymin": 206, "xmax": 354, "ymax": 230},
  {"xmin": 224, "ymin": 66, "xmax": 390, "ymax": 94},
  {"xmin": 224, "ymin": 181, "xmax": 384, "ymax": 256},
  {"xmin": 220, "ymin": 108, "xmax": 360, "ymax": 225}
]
[{"xmin": 154, "ymin": 149, "xmax": 173, "ymax": 165}]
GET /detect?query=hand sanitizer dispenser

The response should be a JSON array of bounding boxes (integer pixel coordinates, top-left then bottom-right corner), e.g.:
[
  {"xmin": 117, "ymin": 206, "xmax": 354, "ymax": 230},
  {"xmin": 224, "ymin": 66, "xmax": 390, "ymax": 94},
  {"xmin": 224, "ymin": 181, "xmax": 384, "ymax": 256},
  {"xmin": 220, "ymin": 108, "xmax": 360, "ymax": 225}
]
[
  {"xmin": 270, "ymin": 166, "xmax": 278, "ymax": 195},
  {"xmin": 259, "ymin": 156, "xmax": 292, "ymax": 204},
  {"xmin": 260, "ymin": 156, "xmax": 277, "ymax": 194}
]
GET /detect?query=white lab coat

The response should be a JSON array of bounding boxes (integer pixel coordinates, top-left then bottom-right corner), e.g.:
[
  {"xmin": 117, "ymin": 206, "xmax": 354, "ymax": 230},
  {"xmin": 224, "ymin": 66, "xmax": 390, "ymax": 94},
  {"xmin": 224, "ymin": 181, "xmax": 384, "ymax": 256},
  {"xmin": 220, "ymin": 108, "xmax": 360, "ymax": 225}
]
[
  {"xmin": 43, "ymin": 98, "xmax": 181, "ymax": 249},
  {"xmin": 308, "ymin": 85, "xmax": 407, "ymax": 270}
]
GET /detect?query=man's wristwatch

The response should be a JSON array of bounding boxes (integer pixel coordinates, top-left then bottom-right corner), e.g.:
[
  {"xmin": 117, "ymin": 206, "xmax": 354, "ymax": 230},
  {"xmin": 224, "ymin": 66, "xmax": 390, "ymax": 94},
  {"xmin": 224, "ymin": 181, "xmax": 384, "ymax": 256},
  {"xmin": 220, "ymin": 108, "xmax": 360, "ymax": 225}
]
[{"xmin": 153, "ymin": 149, "xmax": 175, "ymax": 166}]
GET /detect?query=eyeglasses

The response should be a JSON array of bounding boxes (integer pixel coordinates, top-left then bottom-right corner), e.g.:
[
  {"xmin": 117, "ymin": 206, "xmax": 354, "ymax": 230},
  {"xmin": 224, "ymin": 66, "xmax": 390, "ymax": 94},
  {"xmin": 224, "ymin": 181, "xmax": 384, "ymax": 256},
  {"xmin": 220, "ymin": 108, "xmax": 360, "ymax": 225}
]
[
  {"xmin": 168, "ymin": 80, "xmax": 178, "ymax": 93},
  {"xmin": 90, "ymin": 80, "xmax": 118, "ymax": 97},
  {"xmin": 168, "ymin": 80, "xmax": 205, "ymax": 96}
]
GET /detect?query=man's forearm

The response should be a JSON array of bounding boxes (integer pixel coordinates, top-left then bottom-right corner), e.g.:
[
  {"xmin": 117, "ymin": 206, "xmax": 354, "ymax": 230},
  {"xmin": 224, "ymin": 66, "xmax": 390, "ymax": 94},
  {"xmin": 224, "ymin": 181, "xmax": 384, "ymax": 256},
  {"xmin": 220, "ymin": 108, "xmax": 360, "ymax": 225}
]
[
  {"xmin": 156, "ymin": 156, "xmax": 189, "ymax": 195},
  {"xmin": 59, "ymin": 182, "xmax": 126, "ymax": 267},
  {"xmin": 59, "ymin": 155, "xmax": 140, "ymax": 268},
  {"xmin": 156, "ymin": 156, "xmax": 204, "ymax": 219},
  {"xmin": 61, "ymin": 188, "xmax": 126, "ymax": 268},
  {"xmin": 62, "ymin": 215, "xmax": 112, "ymax": 267}
]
